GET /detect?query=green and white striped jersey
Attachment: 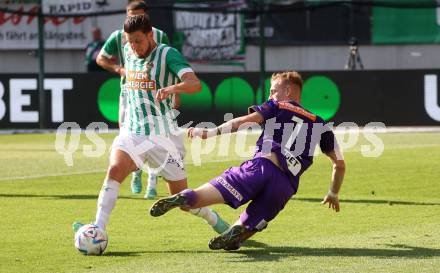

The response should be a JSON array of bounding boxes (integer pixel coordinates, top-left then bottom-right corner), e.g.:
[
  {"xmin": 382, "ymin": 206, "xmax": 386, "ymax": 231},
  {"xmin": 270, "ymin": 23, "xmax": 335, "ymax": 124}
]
[
  {"xmin": 99, "ymin": 27, "xmax": 173, "ymax": 129},
  {"xmin": 100, "ymin": 27, "xmax": 169, "ymax": 69},
  {"xmin": 122, "ymin": 43, "xmax": 193, "ymax": 136}
]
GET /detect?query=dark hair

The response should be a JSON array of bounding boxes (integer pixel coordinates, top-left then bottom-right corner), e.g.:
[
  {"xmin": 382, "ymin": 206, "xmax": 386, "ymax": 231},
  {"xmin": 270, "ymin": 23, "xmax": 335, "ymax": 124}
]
[
  {"xmin": 124, "ymin": 14, "xmax": 152, "ymax": 34},
  {"xmin": 127, "ymin": 1, "xmax": 148, "ymax": 13}
]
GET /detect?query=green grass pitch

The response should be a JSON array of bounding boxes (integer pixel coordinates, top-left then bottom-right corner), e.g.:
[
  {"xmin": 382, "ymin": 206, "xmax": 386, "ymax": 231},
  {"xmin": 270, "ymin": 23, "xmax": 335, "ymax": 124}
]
[{"xmin": 0, "ymin": 132, "xmax": 439, "ymax": 273}]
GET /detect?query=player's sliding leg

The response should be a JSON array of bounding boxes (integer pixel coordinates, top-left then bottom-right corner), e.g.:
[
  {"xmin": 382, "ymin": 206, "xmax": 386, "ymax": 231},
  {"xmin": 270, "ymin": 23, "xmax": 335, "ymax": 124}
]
[
  {"xmin": 153, "ymin": 180, "xmax": 229, "ymax": 234},
  {"xmin": 208, "ymin": 220, "xmax": 256, "ymax": 251},
  {"xmin": 191, "ymin": 208, "xmax": 230, "ymax": 234},
  {"xmin": 144, "ymin": 173, "xmax": 158, "ymax": 199},
  {"xmin": 180, "ymin": 184, "xmax": 230, "ymax": 233},
  {"xmin": 210, "ymin": 167, "xmax": 295, "ymax": 251},
  {"xmin": 208, "ymin": 225, "xmax": 247, "ymax": 250},
  {"xmin": 150, "ymin": 183, "xmax": 224, "ymax": 216},
  {"xmin": 130, "ymin": 169, "xmax": 143, "ymax": 194}
]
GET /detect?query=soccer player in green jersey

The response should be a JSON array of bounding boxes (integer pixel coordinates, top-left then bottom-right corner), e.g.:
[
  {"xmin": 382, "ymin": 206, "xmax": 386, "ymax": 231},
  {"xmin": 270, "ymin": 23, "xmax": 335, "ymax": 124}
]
[
  {"xmin": 73, "ymin": 14, "xmax": 229, "ymax": 239},
  {"xmin": 96, "ymin": 1, "xmax": 174, "ymax": 199}
]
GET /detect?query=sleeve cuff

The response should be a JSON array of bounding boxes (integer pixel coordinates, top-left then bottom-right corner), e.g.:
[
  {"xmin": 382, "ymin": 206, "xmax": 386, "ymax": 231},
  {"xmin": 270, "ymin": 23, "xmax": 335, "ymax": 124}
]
[
  {"xmin": 177, "ymin": 67, "xmax": 194, "ymax": 79},
  {"xmin": 248, "ymin": 105, "xmax": 258, "ymax": 114},
  {"xmin": 100, "ymin": 49, "xmax": 113, "ymax": 59}
]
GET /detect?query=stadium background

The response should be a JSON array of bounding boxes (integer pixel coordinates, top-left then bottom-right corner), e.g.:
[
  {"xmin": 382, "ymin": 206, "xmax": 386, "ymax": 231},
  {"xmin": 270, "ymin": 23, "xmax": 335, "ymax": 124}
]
[
  {"xmin": 1, "ymin": 1, "xmax": 440, "ymax": 272},
  {"xmin": 1, "ymin": 0, "xmax": 440, "ymax": 129}
]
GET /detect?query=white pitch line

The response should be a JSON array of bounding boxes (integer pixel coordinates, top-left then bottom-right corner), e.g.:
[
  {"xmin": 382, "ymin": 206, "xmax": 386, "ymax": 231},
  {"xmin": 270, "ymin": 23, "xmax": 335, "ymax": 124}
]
[
  {"xmin": 0, "ymin": 157, "xmax": 243, "ymax": 182},
  {"xmin": 0, "ymin": 169, "xmax": 107, "ymax": 182},
  {"xmin": 1, "ymin": 143, "xmax": 440, "ymax": 182}
]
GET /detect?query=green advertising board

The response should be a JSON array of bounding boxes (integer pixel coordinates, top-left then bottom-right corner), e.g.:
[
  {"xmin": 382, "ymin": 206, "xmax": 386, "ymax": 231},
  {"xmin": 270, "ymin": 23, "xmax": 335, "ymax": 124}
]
[
  {"xmin": 373, "ymin": 0, "xmax": 440, "ymax": 44},
  {"xmin": 96, "ymin": 74, "xmax": 341, "ymax": 124}
]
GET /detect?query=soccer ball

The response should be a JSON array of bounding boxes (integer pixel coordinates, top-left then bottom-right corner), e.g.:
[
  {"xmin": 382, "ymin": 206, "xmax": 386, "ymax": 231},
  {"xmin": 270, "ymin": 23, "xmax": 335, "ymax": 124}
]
[{"xmin": 74, "ymin": 224, "xmax": 108, "ymax": 255}]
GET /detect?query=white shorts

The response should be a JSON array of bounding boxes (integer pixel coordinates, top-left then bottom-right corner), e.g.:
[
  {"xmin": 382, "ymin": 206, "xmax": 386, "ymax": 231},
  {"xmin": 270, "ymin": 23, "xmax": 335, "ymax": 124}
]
[
  {"xmin": 119, "ymin": 88, "xmax": 185, "ymax": 158},
  {"xmin": 169, "ymin": 129, "xmax": 186, "ymax": 159},
  {"xmin": 112, "ymin": 133, "xmax": 186, "ymax": 181},
  {"xmin": 119, "ymin": 92, "xmax": 126, "ymax": 126}
]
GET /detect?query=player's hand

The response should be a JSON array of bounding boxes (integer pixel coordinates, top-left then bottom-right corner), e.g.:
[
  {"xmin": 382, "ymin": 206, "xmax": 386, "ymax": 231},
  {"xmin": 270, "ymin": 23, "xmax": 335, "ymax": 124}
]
[
  {"xmin": 156, "ymin": 88, "xmax": 172, "ymax": 102},
  {"xmin": 188, "ymin": 127, "xmax": 208, "ymax": 139},
  {"xmin": 321, "ymin": 192, "xmax": 340, "ymax": 212},
  {"xmin": 116, "ymin": 66, "xmax": 125, "ymax": 77}
]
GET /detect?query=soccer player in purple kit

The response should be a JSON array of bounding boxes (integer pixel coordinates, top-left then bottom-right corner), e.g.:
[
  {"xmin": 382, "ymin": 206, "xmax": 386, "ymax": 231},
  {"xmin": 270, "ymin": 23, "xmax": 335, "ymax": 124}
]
[{"xmin": 150, "ymin": 71, "xmax": 346, "ymax": 251}]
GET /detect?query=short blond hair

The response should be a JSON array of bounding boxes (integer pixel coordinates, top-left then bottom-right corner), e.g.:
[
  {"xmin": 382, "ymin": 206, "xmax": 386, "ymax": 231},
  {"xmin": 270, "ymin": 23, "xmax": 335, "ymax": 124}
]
[{"xmin": 271, "ymin": 71, "xmax": 303, "ymax": 90}]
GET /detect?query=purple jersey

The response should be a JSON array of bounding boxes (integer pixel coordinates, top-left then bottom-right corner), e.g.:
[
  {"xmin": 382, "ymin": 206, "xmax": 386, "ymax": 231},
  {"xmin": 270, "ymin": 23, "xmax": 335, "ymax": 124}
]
[{"xmin": 249, "ymin": 100, "xmax": 336, "ymax": 189}]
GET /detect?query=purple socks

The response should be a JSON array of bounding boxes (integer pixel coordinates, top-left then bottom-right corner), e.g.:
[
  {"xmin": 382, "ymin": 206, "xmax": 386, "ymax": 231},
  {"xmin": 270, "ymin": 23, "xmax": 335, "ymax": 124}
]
[{"xmin": 180, "ymin": 189, "xmax": 197, "ymax": 207}]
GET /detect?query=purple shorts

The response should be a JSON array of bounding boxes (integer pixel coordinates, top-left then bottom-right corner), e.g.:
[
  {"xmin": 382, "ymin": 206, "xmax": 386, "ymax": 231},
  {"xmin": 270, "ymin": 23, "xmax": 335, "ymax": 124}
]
[{"xmin": 209, "ymin": 157, "xmax": 296, "ymax": 231}]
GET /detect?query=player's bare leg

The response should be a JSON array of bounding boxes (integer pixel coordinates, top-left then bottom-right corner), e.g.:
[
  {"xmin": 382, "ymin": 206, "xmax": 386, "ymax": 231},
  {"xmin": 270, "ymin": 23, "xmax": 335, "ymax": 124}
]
[
  {"xmin": 165, "ymin": 178, "xmax": 188, "ymax": 195},
  {"xmin": 107, "ymin": 149, "xmax": 138, "ymax": 182}
]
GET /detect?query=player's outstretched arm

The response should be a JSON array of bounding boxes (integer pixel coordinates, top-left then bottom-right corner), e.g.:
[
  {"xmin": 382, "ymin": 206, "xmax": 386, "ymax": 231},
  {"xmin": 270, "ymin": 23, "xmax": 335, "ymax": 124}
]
[
  {"xmin": 156, "ymin": 72, "xmax": 201, "ymax": 101},
  {"xmin": 322, "ymin": 148, "xmax": 346, "ymax": 212},
  {"xmin": 188, "ymin": 111, "xmax": 264, "ymax": 139}
]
